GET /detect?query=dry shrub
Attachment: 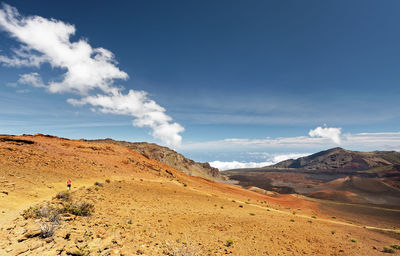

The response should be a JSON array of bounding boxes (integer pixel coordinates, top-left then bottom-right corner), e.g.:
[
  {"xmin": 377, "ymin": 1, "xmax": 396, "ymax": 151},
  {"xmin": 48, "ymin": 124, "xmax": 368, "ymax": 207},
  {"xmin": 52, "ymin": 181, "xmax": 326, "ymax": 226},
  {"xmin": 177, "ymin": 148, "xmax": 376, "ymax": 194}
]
[
  {"xmin": 169, "ymin": 242, "xmax": 200, "ymax": 256},
  {"xmin": 22, "ymin": 206, "xmax": 41, "ymax": 219},
  {"xmin": 40, "ymin": 222, "xmax": 56, "ymax": 238}
]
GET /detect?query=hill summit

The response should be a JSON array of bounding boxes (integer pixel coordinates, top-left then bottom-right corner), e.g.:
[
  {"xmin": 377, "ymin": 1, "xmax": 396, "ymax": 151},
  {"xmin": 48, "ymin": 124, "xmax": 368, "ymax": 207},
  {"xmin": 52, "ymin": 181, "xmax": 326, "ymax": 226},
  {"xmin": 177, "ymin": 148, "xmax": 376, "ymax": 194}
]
[
  {"xmin": 92, "ymin": 139, "xmax": 222, "ymax": 180},
  {"xmin": 270, "ymin": 147, "xmax": 400, "ymax": 172}
]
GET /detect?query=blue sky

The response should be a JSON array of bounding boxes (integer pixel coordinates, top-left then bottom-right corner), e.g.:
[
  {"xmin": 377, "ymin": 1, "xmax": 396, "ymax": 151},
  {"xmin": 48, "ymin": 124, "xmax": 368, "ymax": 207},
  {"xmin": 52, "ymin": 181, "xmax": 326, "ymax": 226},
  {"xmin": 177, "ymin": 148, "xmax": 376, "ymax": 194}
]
[{"xmin": 1, "ymin": 1, "xmax": 400, "ymax": 169}]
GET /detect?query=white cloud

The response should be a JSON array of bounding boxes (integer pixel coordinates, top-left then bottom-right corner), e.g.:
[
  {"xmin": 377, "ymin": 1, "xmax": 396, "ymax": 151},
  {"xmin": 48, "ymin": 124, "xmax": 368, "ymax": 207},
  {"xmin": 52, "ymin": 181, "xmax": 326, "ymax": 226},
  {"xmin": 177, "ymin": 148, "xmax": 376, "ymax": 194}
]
[
  {"xmin": 209, "ymin": 161, "xmax": 274, "ymax": 171},
  {"xmin": 0, "ymin": 4, "xmax": 128, "ymax": 94},
  {"xmin": 17, "ymin": 72, "xmax": 45, "ymax": 87},
  {"xmin": 68, "ymin": 90, "xmax": 184, "ymax": 148},
  {"xmin": 309, "ymin": 126, "xmax": 342, "ymax": 144},
  {"xmin": 271, "ymin": 153, "xmax": 310, "ymax": 163},
  {"xmin": 0, "ymin": 4, "xmax": 184, "ymax": 147}
]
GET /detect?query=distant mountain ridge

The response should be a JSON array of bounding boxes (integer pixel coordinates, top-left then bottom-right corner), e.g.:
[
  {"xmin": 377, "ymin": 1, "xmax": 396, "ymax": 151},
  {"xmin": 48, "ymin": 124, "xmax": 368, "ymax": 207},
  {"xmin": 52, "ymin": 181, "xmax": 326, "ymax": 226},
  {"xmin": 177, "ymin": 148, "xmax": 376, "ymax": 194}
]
[
  {"xmin": 93, "ymin": 139, "xmax": 222, "ymax": 180},
  {"xmin": 269, "ymin": 147, "xmax": 400, "ymax": 172}
]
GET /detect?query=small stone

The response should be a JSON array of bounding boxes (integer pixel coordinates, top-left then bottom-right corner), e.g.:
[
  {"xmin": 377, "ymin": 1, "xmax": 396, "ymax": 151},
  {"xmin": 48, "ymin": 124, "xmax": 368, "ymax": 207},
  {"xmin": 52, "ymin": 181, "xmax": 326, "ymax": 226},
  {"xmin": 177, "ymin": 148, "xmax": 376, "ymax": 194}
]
[
  {"xmin": 29, "ymin": 241, "xmax": 43, "ymax": 250},
  {"xmin": 44, "ymin": 237, "xmax": 54, "ymax": 243},
  {"xmin": 13, "ymin": 243, "xmax": 29, "ymax": 255}
]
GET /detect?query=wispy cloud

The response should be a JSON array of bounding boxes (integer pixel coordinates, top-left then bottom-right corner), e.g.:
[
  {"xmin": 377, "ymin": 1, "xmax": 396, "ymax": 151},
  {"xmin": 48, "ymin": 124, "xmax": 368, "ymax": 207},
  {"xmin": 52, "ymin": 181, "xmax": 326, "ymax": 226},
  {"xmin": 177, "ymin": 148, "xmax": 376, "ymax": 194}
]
[
  {"xmin": 17, "ymin": 72, "xmax": 45, "ymax": 88},
  {"xmin": 183, "ymin": 131, "xmax": 400, "ymax": 152},
  {"xmin": 0, "ymin": 4, "xmax": 183, "ymax": 148}
]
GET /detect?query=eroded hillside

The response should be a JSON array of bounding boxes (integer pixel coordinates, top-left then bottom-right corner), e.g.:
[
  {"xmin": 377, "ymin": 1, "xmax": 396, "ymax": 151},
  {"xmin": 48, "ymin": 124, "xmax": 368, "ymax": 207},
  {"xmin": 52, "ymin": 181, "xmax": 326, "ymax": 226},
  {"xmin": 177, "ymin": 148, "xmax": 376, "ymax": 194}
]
[{"xmin": 92, "ymin": 139, "xmax": 222, "ymax": 181}]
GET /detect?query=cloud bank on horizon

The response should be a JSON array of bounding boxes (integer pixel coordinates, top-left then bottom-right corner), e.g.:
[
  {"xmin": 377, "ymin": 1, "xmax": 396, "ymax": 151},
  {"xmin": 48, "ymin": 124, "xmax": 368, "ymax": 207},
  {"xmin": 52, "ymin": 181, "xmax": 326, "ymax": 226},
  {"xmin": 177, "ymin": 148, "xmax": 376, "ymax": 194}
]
[
  {"xmin": 209, "ymin": 153, "xmax": 310, "ymax": 171},
  {"xmin": 0, "ymin": 4, "xmax": 184, "ymax": 148},
  {"xmin": 187, "ymin": 128, "xmax": 400, "ymax": 170}
]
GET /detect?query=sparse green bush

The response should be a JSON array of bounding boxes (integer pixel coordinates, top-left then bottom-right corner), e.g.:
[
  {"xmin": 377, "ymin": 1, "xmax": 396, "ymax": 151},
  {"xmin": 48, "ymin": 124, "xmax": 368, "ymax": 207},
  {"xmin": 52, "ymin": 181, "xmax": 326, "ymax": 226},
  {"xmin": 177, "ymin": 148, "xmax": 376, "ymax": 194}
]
[
  {"xmin": 94, "ymin": 181, "xmax": 103, "ymax": 187},
  {"xmin": 290, "ymin": 219, "xmax": 295, "ymax": 222},
  {"xmin": 56, "ymin": 191, "xmax": 71, "ymax": 202},
  {"xmin": 226, "ymin": 239, "xmax": 234, "ymax": 247},
  {"xmin": 105, "ymin": 179, "xmax": 111, "ymax": 183},
  {"xmin": 22, "ymin": 205, "xmax": 60, "ymax": 220},
  {"xmin": 331, "ymin": 230, "xmax": 336, "ymax": 235},
  {"xmin": 72, "ymin": 245, "xmax": 90, "ymax": 256},
  {"xmin": 391, "ymin": 244, "xmax": 400, "ymax": 250},
  {"xmin": 64, "ymin": 201, "xmax": 94, "ymax": 216},
  {"xmin": 350, "ymin": 238, "xmax": 357, "ymax": 243},
  {"xmin": 22, "ymin": 206, "xmax": 41, "ymax": 219},
  {"xmin": 383, "ymin": 246, "xmax": 395, "ymax": 253}
]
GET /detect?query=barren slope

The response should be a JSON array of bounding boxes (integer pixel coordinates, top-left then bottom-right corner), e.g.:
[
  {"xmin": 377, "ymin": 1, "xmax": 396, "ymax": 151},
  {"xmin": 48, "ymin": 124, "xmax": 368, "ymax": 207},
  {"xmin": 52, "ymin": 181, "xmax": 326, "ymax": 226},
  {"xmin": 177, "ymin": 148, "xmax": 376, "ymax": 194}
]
[
  {"xmin": 92, "ymin": 139, "xmax": 222, "ymax": 181},
  {"xmin": 1, "ymin": 135, "xmax": 399, "ymax": 255}
]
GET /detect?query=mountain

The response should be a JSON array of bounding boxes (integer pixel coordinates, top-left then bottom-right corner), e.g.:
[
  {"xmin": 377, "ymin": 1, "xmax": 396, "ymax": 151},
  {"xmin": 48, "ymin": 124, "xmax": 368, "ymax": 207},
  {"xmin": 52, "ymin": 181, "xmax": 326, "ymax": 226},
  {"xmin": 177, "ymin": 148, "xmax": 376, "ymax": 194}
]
[
  {"xmin": 92, "ymin": 139, "xmax": 223, "ymax": 180},
  {"xmin": 225, "ymin": 147, "xmax": 400, "ymax": 208},
  {"xmin": 269, "ymin": 147, "xmax": 400, "ymax": 173}
]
